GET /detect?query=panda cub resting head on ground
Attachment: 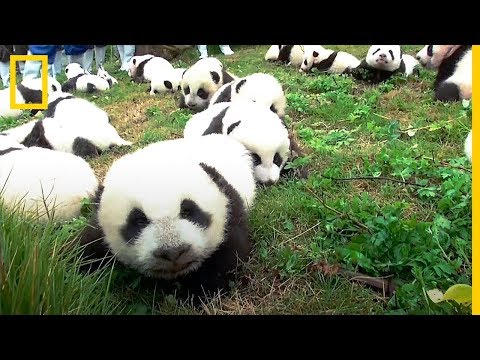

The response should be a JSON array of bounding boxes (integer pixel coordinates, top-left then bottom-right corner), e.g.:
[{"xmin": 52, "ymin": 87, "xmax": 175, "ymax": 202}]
[
  {"xmin": 346, "ymin": 45, "xmax": 420, "ymax": 83},
  {"xmin": 77, "ymin": 134, "xmax": 256, "ymax": 301}
]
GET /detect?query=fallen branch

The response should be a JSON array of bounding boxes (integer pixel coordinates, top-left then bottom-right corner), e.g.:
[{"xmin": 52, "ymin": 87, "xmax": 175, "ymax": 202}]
[
  {"xmin": 310, "ymin": 261, "xmax": 396, "ymax": 297},
  {"xmin": 321, "ymin": 174, "xmax": 426, "ymax": 188}
]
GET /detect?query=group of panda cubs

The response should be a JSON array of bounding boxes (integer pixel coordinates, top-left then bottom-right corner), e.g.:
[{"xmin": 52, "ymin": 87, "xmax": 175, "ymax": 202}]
[
  {"xmin": 0, "ymin": 53, "xmax": 297, "ymax": 304},
  {"xmin": 76, "ymin": 55, "xmax": 300, "ymax": 302},
  {"xmin": 0, "ymin": 44, "xmax": 472, "ymax": 305},
  {"xmin": 267, "ymin": 44, "xmax": 473, "ymax": 161},
  {"xmin": 0, "ymin": 73, "xmax": 131, "ymax": 222}
]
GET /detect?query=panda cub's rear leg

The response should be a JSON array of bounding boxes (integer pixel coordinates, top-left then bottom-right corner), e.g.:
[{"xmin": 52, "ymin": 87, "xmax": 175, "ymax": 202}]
[{"xmin": 72, "ymin": 137, "xmax": 102, "ymax": 158}]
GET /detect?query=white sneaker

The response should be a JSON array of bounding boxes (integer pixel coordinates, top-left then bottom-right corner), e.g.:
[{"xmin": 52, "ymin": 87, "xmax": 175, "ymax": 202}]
[{"xmin": 220, "ymin": 46, "xmax": 234, "ymax": 56}]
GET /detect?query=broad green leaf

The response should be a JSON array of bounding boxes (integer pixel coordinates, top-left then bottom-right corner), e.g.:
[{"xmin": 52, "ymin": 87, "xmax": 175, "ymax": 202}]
[{"xmin": 443, "ymin": 284, "xmax": 472, "ymax": 305}]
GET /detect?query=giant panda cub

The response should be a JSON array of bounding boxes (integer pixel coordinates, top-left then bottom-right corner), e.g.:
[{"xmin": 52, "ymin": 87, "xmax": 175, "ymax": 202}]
[
  {"xmin": 209, "ymin": 73, "xmax": 287, "ymax": 120},
  {"xmin": 128, "ymin": 54, "xmax": 174, "ymax": 83},
  {"xmin": 265, "ymin": 45, "xmax": 305, "ymax": 67},
  {"xmin": 78, "ymin": 134, "xmax": 256, "ymax": 300},
  {"xmin": 184, "ymin": 101, "xmax": 291, "ymax": 185},
  {"xmin": 150, "ymin": 67, "xmax": 187, "ymax": 95},
  {"xmin": 0, "ymin": 77, "xmax": 61, "ymax": 118},
  {"xmin": 300, "ymin": 46, "xmax": 361, "ymax": 74},
  {"xmin": 346, "ymin": 45, "xmax": 420, "ymax": 83},
  {"xmin": 416, "ymin": 45, "xmax": 472, "ymax": 102},
  {"xmin": 44, "ymin": 91, "xmax": 110, "ymax": 123},
  {"xmin": 178, "ymin": 57, "xmax": 237, "ymax": 112},
  {"xmin": 0, "ymin": 136, "xmax": 98, "ymax": 222},
  {"xmin": 0, "ymin": 113, "xmax": 131, "ymax": 158},
  {"xmin": 62, "ymin": 63, "xmax": 111, "ymax": 93}
]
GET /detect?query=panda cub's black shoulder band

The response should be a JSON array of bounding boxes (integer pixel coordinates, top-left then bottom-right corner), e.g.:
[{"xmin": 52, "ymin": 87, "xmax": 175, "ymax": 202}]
[
  {"xmin": 45, "ymin": 95, "xmax": 75, "ymax": 118},
  {"xmin": 202, "ymin": 106, "xmax": 230, "ymax": 135}
]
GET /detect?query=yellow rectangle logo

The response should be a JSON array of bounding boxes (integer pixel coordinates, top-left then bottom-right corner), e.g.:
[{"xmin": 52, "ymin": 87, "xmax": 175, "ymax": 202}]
[{"xmin": 9, "ymin": 55, "xmax": 48, "ymax": 110}]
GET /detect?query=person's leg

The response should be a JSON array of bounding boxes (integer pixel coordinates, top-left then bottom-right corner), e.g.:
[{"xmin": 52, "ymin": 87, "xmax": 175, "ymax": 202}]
[
  {"xmin": 68, "ymin": 54, "xmax": 85, "ymax": 67},
  {"xmin": 122, "ymin": 45, "xmax": 135, "ymax": 71},
  {"xmin": 219, "ymin": 45, "xmax": 234, "ymax": 55},
  {"xmin": 22, "ymin": 51, "xmax": 42, "ymax": 80},
  {"xmin": 0, "ymin": 61, "xmax": 10, "ymax": 87},
  {"xmin": 48, "ymin": 64, "xmax": 55, "ymax": 79},
  {"xmin": 197, "ymin": 45, "xmax": 208, "ymax": 59},
  {"xmin": 54, "ymin": 49, "xmax": 63, "ymax": 75},
  {"xmin": 117, "ymin": 45, "xmax": 125, "ymax": 70},
  {"xmin": 95, "ymin": 46, "xmax": 107, "ymax": 70},
  {"xmin": 18, "ymin": 61, "xmax": 25, "ymax": 76},
  {"xmin": 83, "ymin": 48, "xmax": 94, "ymax": 73}
]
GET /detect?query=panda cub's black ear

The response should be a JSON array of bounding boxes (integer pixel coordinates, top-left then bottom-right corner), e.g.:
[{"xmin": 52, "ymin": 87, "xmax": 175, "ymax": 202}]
[
  {"xmin": 235, "ymin": 79, "xmax": 247, "ymax": 93},
  {"xmin": 313, "ymin": 51, "xmax": 319, "ymax": 57},
  {"xmin": 210, "ymin": 71, "xmax": 221, "ymax": 84}
]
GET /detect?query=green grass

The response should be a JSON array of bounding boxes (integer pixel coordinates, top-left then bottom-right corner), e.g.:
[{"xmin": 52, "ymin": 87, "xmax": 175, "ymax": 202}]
[{"xmin": 0, "ymin": 45, "xmax": 472, "ymax": 315}]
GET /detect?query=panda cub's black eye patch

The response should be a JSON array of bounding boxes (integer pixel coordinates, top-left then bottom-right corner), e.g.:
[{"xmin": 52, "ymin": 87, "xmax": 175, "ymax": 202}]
[
  {"xmin": 164, "ymin": 80, "xmax": 172, "ymax": 89},
  {"xmin": 197, "ymin": 88, "xmax": 208, "ymax": 99},
  {"xmin": 251, "ymin": 153, "xmax": 261, "ymax": 166},
  {"xmin": 372, "ymin": 48, "xmax": 381, "ymax": 55},
  {"xmin": 120, "ymin": 208, "xmax": 150, "ymax": 245},
  {"xmin": 184, "ymin": 86, "xmax": 190, "ymax": 95},
  {"xmin": 273, "ymin": 152, "xmax": 283, "ymax": 167},
  {"xmin": 179, "ymin": 199, "xmax": 211, "ymax": 229},
  {"xmin": 304, "ymin": 59, "xmax": 307, "ymax": 65},
  {"xmin": 427, "ymin": 45, "xmax": 433, "ymax": 57},
  {"xmin": 389, "ymin": 50, "xmax": 394, "ymax": 60}
]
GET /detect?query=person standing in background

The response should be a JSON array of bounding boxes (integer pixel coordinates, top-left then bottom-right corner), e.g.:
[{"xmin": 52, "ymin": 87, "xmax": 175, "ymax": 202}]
[
  {"xmin": 54, "ymin": 45, "xmax": 65, "ymax": 76},
  {"xmin": 0, "ymin": 45, "xmax": 13, "ymax": 87},
  {"xmin": 117, "ymin": 45, "xmax": 135, "ymax": 72},
  {"xmin": 64, "ymin": 45, "xmax": 90, "ymax": 70},
  {"xmin": 22, "ymin": 45, "xmax": 57, "ymax": 80},
  {"xmin": 197, "ymin": 45, "xmax": 234, "ymax": 59}
]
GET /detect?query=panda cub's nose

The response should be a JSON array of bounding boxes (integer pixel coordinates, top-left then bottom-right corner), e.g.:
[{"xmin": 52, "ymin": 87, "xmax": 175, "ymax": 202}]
[
  {"xmin": 379, "ymin": 53, "xmax": 387, "ymax": 58},
  {"xmin": 416, "ymin": 55, "xmax": 421, "ymax": 60},
  {"xmin": 154, "ymin": 244, "xmax": 191, "ymax": 261}
]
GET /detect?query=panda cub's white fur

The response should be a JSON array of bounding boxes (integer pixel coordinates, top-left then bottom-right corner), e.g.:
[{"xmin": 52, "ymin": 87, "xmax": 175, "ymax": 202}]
[
  {"xmin": 180, "ymin": 57, "xmax": 237, "ymax": 112},
  {"xmin": 0, "ymin": 137, "xmax": 98, "ymax": 222},
  {"xmin": 402, "ymin": 54, "xmax": 420, "ymax": 76},
  {"xmin": 63, "ymin": 63, "xmax": 111, "ymax": 93},
  {"xmin": 265, "ymin": 45, "xmax": 305, "ymax": 67},
  {"xmin": 45, "ymin": 91, "xmax": 110, "ymax": 124},
  {"xmin": 300, "ymin": 46, "xmax": 360, "ymax": 74},
  {"xmin": 184, "ymin": 102, "xmax": 291, "ymax": 184},
  {"xmin": 97, "ymin": 66, "xmax": 118, "ymax": 85},
  {"xmin": 95, "ymin": 134, "xmax": 256, "ymax": 281},
  {"xmin": 128, "ymin": 55, "xmax": 174, "ymax": 83},
  {"xmin": 465, "ymin": 130, "xmax": 472, "ymax": 162},
  {"xmin": 209, "ymin": 73, "xmax": 287, "ymax": 119},
  {"xmin": 0, "ymin": 77, "xmax": 61, "ymax": 119},
  {"xmin": 150, "ymin": 67, "xmax": 187, "ymax": 95},
  {"xmin": 1, "ymin": 114, "xmax": 131, "ymax": 158}
]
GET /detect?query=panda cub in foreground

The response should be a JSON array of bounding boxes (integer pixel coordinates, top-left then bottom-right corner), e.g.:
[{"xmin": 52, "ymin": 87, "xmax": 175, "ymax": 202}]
[
  {"xmin": 265, "ymin": 45, "xmax": 305, "ymax": 67},
  {"xmin": 300, "ymin": 46, "xmax": 361, "ymax": 74},
  {"xmin": 150, "ymin": 67, "xmax": 187, "ymax": 95},
  {"xmin": 128, "ymin": 54, "xmax": 174, "ymax": 83},
  {"xmin": 347, "ymin": 45, "xmax": 420, "ymax": 83},
  {"xmin": 1, "ymin": 113, "xmax": 131, "ymax": 158},
  {"xmin": 416, "ymin": 45, "xmax": 472, "ymax": 102},
  {"xmin": 78, "ymin": 134, "xmax": 256, "ymax": 299},
  {"xmin": 184, "ymin": 102, "xmax": 291, "ymax": 185},
  {"xmin": 209, "ymin": 73, "xmax": 287, "ymax": 119},
  {"xmin": 178, "ymin": 57, "xmax": 236, "ymax": 112},
  {"xmin": 62, "ymin": 63, "xmax": 111, "ymax": 93},
  {"xmin": 0, "ymin": 77, "xmax": 61, "ymax": 118},
  {"xmin": 0, "ymin": 137, "xmax": 98, "ymax": 222}
]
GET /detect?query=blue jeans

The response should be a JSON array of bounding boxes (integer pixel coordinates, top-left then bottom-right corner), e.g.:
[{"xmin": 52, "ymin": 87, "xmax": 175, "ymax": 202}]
[
  {"xmin": 23, "ymin": 51, "xmax": 55, "ymax": 80},
  {"xmin": 0, "ymin": 61, "xmax": 10, "ymax": 87},
  {"xmin": 117, "ymin": 45, "xmax": 135, "ymax": 70}
]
